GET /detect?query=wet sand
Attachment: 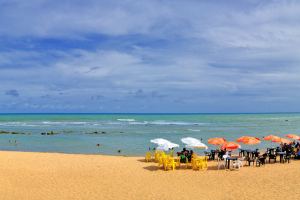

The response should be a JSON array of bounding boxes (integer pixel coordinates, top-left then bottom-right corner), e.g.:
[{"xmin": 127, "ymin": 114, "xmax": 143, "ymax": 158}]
[{"xmin": 0, "ymin": 151, "xmax": 299, "ymax": 200}]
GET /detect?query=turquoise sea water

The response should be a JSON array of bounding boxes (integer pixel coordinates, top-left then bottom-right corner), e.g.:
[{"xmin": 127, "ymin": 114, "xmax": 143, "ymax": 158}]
[{"xmin": 0, "ymin": 113, "xmax": 299, "ymax": 156}]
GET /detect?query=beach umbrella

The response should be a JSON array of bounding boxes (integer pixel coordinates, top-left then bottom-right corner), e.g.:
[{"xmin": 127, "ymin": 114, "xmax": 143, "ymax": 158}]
[
  {"xmin": 150, "ymin": 138, "xmax": 172, "ymax": 145},
  {"xmin": 156, "ymin": 142, "xmax": 179, "ymax": 151},
  {"xmin": 208, "ymin": 137, "xmax": 226, "ymax": 145},
  {"xmin": 221, "ymin": 141, "xmax": 241, "ymax": 150},
  {"xmin": 181, "ymin": 137, "xmax": 208, "ymax": 149},
  {"xmin": 236, "ymin": 136, "xmax": 251, "ymax": 143},
  {"xmin": 150, "ymin": 138, "xmax": 179, "ymax": 151},
  {"xmin": 285, "ymin": 134, "xmax": 300, "ymax": 140},
  {"xmin": 264, "ymin": 135, "xmax": 280, "ymax": 141},
  {"xmin": 237, "ymin": 136, "xmax": 261, "ymax": 145},
  {"xmin": 243, "ymin": 137, "xmax": 261, "ymax": 145},
  {"xmin": 272, "ymin": 137, "xmax": 292, "ymax": 144}
]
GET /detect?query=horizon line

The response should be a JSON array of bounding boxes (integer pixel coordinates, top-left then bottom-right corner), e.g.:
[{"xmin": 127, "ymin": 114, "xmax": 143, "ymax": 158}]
[{"xmin": 0, "ymin": 112, "xmax": 300, "ymax": 115}]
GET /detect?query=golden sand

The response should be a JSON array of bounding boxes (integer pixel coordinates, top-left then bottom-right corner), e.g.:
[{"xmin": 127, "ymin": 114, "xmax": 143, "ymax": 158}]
[{"xmin": 0, "ymin": 151, "xmax": 299, "ymax": 200}]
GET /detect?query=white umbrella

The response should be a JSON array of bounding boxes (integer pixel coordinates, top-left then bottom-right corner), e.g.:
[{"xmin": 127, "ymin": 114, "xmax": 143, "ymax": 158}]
[
  {"xmin": 181, "ymin": 137, "xmax": 208, "ymax": 149},
  {"xmin": 150, "ymin": 138, "xmax": 172, "ymax": 145},
  {"xmin": 156, "ymin": 142, "xmax": 179, "ymax": 151},
  {"xmin": 150, "ymin": 138, "xmax": 179, "ymax": 151}
]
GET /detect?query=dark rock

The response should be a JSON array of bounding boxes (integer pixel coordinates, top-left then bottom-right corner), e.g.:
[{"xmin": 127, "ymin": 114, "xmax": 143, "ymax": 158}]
[{"xmin": 0, "ymin": 130, "xmax": 10, "ymax": 134}]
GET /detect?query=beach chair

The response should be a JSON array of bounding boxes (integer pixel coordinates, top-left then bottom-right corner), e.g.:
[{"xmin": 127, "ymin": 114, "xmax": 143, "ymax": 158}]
[
  {"xmin": 217, "ymin": 157, "xmax": 226, "ymax": 170},
  {"xmin": 174, "ymin": 157, "xmax": 181, "ymax": 168},
  {"xmin": 232, "ymin": 160, "xmax": 242, "ymax": 169},
  {"xmin": 200, "ymin": 156, "xmax": 208, "ymax": 170},
  {"xmin": 268, "ymin": 154, "xmax": 277, "ymax": 163},
  {"xmin": 158, "ymin": 154, "xmax": 167, "ymax": 168},
  {"xmin": 164, "ymin": 157, "xmax": 176, "ymax": 171},
  {"xmin": 238, "ymin": 157, "xmax": 245, "ymax": 167},
  {"xmin": 256, "ymin": 155, "xmax": 267, "ymax": 167},
  {"xmin": 246, "ymin": 156, "xmax": 255, "ymax": 166},
  {"xmin": 145, "ymin": 152, "xmax": 152, "ymax": 162}
]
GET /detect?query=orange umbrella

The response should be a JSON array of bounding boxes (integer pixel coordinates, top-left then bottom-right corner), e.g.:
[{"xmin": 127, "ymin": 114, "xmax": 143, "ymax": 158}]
[
  {"xmin": 243, "ymin": 137, "xmax": 261, "ymax": 145},
  {"xmin": 272, "ymin": 137, "xmax": 292, "ymax": 144},
  {"xmin": 221, "ymin": 141, "xmax": 240, "ymax": 150},
  {"xmin": 236, "ymin": 136, "xmax": 251, "ymax": 143},
  {"xmin": 285, "ymin": 134, "xmax": 300, "ymax": 140},
  {"xmin": 208, "ymin": 138, "xmax": 226, "ymax": 145},
  {"xmin": 236, "ymin": 136, "xmax": 260, "ymax": 145},
  {"xmin": 264, "ymin": 135, "xmax": 280, "ymax": 141}
]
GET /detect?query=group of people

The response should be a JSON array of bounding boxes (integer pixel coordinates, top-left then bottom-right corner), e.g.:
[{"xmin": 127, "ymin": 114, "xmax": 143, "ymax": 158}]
[{"xmin": 177, "ymin": 148, "xmax": 194, "ymax": 163}]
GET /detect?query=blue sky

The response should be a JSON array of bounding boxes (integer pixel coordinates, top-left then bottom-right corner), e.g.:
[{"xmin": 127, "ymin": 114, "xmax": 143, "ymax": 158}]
[{"xmin": 1, "ymin": 0, "xmax": 300, "ymax": 113}]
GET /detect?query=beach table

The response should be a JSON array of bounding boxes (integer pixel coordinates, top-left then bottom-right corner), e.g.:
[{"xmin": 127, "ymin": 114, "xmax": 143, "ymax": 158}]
[
  {"xmin": 226, "ymin": 157, "xmax": 238, "ymax": 169},
  {"xmin": 277, "ymin": 152, "xmax": 286, "ymax": 163}
]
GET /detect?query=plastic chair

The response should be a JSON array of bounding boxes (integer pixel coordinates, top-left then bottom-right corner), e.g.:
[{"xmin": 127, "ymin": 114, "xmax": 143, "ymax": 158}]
[
  {"xmin": 158, "ymin": 154, "xmax": 167, "ymax": 167},
  {"xmin": 174, "ymin": 157, "xmax": 181, "ymax": 168},
  {"xmin": 232, "ymin": 160, "xmax": 242, "ymax": 169},
  {"xmin": 194, "ymin": 156, "xmax": 208, "ymax": 170},
  {"xmin": 145, "ymin": 152, "xmax": 152, "ymax": 162},
  {"xmin": 217, "ymin": 157, "xmax": 226, "ymax": 170},
  {"xmin": 164, "ymin": 157, "xmax": 176, "ymax": 171}
]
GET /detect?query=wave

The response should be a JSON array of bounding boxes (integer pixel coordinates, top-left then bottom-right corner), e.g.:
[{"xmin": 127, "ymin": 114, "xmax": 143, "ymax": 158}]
[
  {"xmin": 128, "ymin": 121, "xmax": 148, "ymax": 125},
  {"xmin": 42, "ymin": 121, "xmax": 88, "ymax": 125},
  {"xmin": 0, "ymin": 120, "xmax": 207, "ymax": 127},
  {"xmin": 145, "ymin": 121, "xmax": 204, "ymax": 126},
  {"xmin": 187, "ymin": 129, "xmax": 201, "ymax": 132},
  {"xmin": 0, "ymin": 122, "xmax": 39, "ymax": 127},
  {"xmin": 117, "ymin": 119, "xmax": 136, "ymax": 122}
]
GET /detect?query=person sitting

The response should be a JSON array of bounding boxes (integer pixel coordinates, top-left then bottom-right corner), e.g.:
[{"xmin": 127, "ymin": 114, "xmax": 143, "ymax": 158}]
[
  {"xmin": 295, "ymin": 148, "xmax": 300, "ymax": 160},
  {"xmin": 187, "ymin": 150, "xmax": 194, "ymax": 162},
  {"xmin": 218, "ymin": 149, "xmax": 226, "ymax": 160}
]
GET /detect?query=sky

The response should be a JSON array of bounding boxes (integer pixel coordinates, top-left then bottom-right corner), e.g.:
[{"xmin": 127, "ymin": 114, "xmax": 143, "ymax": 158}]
[{"xmin": 1, "ymin": 0, "xmax": 300, "ymax": 113}]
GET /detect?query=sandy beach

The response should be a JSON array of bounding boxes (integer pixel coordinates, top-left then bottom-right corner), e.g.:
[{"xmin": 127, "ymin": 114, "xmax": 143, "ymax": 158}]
[{"xmin": 0, "ymin": 151, "xmax": 300, "ymax": 200}]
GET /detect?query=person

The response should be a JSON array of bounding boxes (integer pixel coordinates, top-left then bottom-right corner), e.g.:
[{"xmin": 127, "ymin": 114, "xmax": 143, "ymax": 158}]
[
  {"xmin": 169, "ymin": 148, "xmax": 174, "ymax": 157},
  {"xmin": 294, "ymin": 147, "xmax": 300, "ymax": 159},
  {"xmin": 187, "ymin": 150, "xmax": 194, "ymax": 162}
]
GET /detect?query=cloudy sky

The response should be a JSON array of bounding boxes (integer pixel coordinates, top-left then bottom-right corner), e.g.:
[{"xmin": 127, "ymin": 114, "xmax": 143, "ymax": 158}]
[{"xmin": 1, "ymin": 0, "xmax": 300, "ymax": 113}]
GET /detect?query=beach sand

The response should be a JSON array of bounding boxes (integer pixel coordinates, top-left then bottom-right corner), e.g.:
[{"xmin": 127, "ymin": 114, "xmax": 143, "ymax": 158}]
[{"xmin": 0, "ymin": 151, "xmax": 299, "ymax": 200}]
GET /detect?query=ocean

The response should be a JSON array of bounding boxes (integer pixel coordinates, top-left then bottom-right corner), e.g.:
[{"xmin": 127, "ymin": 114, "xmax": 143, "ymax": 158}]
[{"xmin": 0, "ymin": 113, "xmax": 299, "ymax": 156}]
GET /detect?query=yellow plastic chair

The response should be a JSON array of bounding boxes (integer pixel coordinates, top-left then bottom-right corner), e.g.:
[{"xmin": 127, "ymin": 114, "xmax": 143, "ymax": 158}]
[
  {"xmin": 164, "ymin": 157, "xmax": 176, "ymax": 171},
  {"xmin": 201, "ymin": 156, "xmax": 208, "ymax": 170},
  {"xmin": 194, "ymin": 156, "xmax": 208, "ymax": 170},
  {"xmin": 158, "ymin": 154, "xmax": 167, "ymax": 168},
  {"xmin": 155, "ymin": 151, "xmax": 165, "ymax": 162},
  {"xmin": 145, "ymin": 152, "xmax": 152, "ymax": 162},
  {"xmin": 174, "ymin": 157, "xmax": 181, "ymax": 168}
]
